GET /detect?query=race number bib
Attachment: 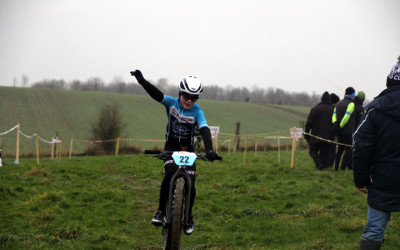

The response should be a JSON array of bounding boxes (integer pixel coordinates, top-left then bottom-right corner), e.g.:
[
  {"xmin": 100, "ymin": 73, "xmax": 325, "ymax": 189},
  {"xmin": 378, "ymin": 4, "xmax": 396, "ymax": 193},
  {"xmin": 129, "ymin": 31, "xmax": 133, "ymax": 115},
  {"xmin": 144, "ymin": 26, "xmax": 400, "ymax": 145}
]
[{"xmin": 172, "ymin": 151, "xmax": 197, "ymax": 166}]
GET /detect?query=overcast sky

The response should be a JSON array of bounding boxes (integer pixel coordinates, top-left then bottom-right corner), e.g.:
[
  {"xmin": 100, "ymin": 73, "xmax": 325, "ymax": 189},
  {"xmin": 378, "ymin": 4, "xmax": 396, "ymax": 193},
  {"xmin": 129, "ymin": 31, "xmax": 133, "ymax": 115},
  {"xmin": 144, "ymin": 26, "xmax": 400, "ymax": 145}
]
[{"xmin": 1, "ymin": 0, "xmax": 399, "ymax": 100}]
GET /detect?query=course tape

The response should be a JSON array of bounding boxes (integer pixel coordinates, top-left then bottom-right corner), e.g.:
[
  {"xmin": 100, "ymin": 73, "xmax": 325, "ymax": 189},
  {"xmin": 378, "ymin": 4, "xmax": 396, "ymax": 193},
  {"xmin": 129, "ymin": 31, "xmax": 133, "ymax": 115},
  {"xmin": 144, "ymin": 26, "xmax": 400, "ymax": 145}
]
[
  {"xmin": 0, "ymin": 125, "xmax": 62, "ymax": 144},
  {"xmin": 1, "ymin": 125, "xmax": 351, "ymax": 148},
  {"xmin": 302, "ymin": 131, "xmax": 352, "ymax": 148},
  {"xmin": 0, "ymin": 125, "xmax": 18, "ymax": 136},
  {"xmin": 19, "ymin": 130, "xmax": 62, "ymax": 144},
  {"xmin": 219, "ymin": 128, "xmax": 294, "ymax": 137}
]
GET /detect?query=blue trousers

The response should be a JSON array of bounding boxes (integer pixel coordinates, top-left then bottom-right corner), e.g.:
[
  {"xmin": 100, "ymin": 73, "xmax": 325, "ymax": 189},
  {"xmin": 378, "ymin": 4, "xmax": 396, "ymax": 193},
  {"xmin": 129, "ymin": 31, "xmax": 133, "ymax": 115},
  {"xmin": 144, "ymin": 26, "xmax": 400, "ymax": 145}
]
[{"xmin": 362, "ymin": 206, "xmax": 391, "ymax": 242}]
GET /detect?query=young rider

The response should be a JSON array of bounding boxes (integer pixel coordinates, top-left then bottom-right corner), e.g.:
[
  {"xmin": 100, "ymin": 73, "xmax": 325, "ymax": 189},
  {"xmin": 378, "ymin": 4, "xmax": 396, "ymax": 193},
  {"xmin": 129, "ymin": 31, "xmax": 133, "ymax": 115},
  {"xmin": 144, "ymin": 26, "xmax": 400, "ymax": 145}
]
[{"xmin": 130, "ymin": 69, "xmax": 220, "ymax": 235}]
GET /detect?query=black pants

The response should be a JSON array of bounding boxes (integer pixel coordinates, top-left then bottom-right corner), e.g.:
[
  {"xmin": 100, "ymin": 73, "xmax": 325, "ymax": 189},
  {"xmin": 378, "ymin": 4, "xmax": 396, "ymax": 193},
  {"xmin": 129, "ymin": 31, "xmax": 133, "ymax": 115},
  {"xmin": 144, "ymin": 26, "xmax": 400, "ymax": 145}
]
[
  {"xmin": 158, "ymin": 159, "xmax": 196, "ymax": 215},
  {"xmin": 309, "ymin": 142, "xmax": 331, "ymax": 169},
  {"xmin": 335, "ymin": 133, "xmax": 352, "ymax": 170}
]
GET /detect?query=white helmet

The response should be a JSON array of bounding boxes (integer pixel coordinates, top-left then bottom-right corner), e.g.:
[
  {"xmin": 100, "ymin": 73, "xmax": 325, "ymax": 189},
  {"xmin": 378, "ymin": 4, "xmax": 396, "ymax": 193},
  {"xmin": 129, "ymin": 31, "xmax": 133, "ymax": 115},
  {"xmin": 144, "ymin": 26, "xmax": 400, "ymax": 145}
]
[{"xmin": 179, "ymin": 75, "xmax": 203, "ymax": 95}]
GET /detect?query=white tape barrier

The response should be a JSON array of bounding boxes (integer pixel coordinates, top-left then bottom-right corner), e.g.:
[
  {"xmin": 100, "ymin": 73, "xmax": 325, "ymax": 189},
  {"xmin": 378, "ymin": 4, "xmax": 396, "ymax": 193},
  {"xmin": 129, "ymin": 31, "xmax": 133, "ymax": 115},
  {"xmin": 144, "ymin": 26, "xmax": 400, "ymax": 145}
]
[
  {"xmin": 0, "ymin": 125, "xmax": 18, "ymax": 136},
  {"xmin": 19, "ymin": 130, "xmax": 62, "ymax": 144},
  {"xmin": 1, "ymin": 125, "xmax": 62, "ymax": 144}
]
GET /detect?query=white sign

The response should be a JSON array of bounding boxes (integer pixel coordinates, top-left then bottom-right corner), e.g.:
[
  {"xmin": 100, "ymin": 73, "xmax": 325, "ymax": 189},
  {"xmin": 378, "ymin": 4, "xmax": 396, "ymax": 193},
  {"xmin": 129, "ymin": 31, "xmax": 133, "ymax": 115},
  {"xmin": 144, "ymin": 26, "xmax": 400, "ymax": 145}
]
[
  {"xmin": 209, "ymin": 126, "xmax": 220, "ymax": 139},
  {"xmin": 290, "ymin": 128, "xmax": 303, "ymax": 138}
]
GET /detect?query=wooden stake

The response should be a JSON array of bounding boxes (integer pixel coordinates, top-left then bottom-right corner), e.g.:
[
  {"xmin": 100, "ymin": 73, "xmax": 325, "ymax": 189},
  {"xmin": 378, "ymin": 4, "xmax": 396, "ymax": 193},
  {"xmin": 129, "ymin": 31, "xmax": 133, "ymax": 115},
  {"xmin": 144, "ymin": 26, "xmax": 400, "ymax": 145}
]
[
  {"xmin": 16, "ymin": 123, "xmax": 20, "ymax": 164},
  {"xmin": 36, "ymin": 135, "xmax": 39, "ymax": 164},
  {"xmin": 58, "ymin": 142, "xmax": 62, "ymax": 163},
  {"xmin": 69, "ymin": 138, "xmax": 73, "ymax": 159},
  {"xmin": 115, "ymin": 137, "xmax": 120, "ymax": 156},
  {"xmin": 278, "ymin": 137, "xmax": 281, "ymax": 164},
  {"xmin": 51, "ymin": 137, "xmax": 54, "ymax": 160},
  {"xmin": 234, "ymin": 137, "xmax": 239, "ymax": 153},
  {"xmin": 243, "ymin": 134, "xmax": 248, "ymax": 165},
  {"xmin": 291, "ymin": 127, "xmax": 296, "ymax": 168}
]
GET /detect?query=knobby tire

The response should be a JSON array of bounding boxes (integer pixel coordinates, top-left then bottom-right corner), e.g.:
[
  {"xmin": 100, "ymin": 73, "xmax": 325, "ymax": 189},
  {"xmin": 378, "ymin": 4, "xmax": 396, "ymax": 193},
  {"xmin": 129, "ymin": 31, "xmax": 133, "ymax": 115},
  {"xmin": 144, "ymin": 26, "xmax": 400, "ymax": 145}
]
[{"xmin": 164, "ymin": 177, "xmax": 185, "ymax": 250}]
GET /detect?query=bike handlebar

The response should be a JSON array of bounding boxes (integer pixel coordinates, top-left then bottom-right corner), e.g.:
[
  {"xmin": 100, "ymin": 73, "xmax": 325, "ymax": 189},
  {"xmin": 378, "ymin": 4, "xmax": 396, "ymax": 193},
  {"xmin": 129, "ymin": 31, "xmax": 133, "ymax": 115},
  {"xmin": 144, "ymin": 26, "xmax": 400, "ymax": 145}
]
[{"xmin": 144, "ymin": 150, "xmax": 222, "ymax": 161}]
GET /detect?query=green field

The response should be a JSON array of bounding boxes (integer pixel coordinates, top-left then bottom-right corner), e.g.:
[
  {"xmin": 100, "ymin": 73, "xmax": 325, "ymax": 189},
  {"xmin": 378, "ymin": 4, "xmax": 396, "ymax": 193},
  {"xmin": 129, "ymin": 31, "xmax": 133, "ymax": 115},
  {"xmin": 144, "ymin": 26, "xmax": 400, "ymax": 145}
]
[
  {"xmin": 1, "ymin": 151, "xmax": 399, "ymax": 249},
  {"xmin": 0, "ymin": 86, "xmax": 309, "ymax": 156}
]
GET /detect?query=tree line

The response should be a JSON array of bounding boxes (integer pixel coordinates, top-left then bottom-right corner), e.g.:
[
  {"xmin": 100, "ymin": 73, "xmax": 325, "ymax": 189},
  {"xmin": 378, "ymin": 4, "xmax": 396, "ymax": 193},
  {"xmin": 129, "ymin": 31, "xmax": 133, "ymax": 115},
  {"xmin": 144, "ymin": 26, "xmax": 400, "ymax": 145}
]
[{"xmin": 30, "ymin": 77, "xmax": 321, "ymax": 106}]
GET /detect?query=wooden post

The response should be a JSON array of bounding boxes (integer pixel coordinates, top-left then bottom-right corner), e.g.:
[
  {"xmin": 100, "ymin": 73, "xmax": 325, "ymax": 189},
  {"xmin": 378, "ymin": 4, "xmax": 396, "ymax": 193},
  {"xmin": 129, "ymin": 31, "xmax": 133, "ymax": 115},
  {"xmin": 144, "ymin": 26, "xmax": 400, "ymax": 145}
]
[
  {"xmin": 16, "ymin": 123, "xmax": 20, "ymax": 164},
  {"xmin": 278, "ymin": 137, "xmax": 281, "ymax": 164},
  {"xmin": 234, "ymin": 137, "xmax": 239, "ymax": 153},
  {"xmin": 36, "ymin": 135, "xmax": 39, "ymax": 164},
  {"xmin": 115, "ymin": 137, "xmax": 120, "ymax": 156},
  {"xmin": 214, "ymin": 133, "xmax": 219, "ymax": 153},
  {"xmin": 291, "ymin": 127, "xmax": 296, "ymax": 168},
  {"xmin": 69, "ymin": 138, "xmax": 73, "ymax": 159},
  {"xmin": 235, "ymin": 122, "xmax": 241, "ymax": 150},
  {"xmin": 55, "ymin": 140, "xmax": 59, "ymax": 161},
  {"xmin": 58, "ymin": 141, "xmax": 62, "ymax": 163},
  {"xmin": 254, "ymin": 135, "xmax": 257, "ymax": 157},
  {"xmin": 51, "ymin": 137, "xmax": 54, "ymax": 160},
  {"xmin": 243, "ymin": 134, "xmax": 248, "ymax": 165}
]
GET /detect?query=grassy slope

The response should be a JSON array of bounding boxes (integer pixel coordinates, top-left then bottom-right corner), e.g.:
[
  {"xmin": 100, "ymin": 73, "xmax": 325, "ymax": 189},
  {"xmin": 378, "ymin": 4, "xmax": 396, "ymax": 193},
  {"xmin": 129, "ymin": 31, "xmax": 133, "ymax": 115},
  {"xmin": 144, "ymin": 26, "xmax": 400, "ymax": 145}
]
[
  {"xmin": 1, "ymin": 152, "xmax": 399, "ymax": 249},
  {"xmin": 0, "ymin": 87, "xmax": 310, "ymax": 155}
]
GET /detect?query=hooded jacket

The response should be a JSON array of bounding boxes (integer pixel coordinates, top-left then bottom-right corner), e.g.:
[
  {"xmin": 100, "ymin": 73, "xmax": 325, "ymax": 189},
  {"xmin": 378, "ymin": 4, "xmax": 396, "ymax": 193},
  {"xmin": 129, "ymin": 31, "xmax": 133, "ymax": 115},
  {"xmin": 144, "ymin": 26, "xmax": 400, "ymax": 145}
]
[
  {"xmin": 304, "ymin": 93, "xmax": 334, "ymax": 144},
  {"xmin": 353, "ymin": 86, "xmax": 400, "ymax": 212}
]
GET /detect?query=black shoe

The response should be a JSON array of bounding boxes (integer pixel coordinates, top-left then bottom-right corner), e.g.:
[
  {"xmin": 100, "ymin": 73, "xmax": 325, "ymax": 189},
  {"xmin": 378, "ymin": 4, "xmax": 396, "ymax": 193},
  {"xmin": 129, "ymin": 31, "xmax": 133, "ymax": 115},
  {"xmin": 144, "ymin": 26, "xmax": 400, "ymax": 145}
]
[
  {"xmin": 151, "ymin": 210, "xmax": 165, "ymax": 226},
  {"xmin": 183, "ymin": 215, "xmax": 194, "ymax": 235}
]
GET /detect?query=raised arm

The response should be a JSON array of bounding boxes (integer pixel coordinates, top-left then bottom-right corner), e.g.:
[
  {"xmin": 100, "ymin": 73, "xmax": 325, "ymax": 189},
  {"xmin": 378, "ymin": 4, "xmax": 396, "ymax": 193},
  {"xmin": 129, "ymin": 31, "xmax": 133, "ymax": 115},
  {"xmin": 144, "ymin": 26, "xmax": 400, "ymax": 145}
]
[{"xmin": 130, "ymin": 70, "xmax": 164, "ymax": 102}]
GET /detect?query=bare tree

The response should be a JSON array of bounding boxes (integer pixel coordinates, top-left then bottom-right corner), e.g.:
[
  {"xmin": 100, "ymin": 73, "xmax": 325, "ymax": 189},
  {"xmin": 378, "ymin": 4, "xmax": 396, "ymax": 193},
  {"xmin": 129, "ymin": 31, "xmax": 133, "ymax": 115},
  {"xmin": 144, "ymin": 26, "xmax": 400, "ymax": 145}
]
[{"xmin": 91, "ymin": 104, "xmax": 124, "ymax": 154}]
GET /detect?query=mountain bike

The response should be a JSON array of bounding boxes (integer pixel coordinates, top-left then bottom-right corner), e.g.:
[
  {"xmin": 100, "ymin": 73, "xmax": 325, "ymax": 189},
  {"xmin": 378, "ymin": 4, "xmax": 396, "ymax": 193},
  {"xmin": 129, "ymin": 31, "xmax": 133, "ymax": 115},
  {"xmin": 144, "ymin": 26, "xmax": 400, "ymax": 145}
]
[{"xmin": 144, "ymin": 150, "xmax": 222, "ymax": 250}]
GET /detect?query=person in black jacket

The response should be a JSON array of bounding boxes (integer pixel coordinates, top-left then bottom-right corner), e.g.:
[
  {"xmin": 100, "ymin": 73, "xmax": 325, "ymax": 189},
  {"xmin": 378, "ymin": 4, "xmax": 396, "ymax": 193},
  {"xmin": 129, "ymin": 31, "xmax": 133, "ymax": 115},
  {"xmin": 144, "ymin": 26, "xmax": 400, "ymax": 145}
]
[
  {"xmin": 327, "ymin": 93, "xmax": 340, "ymax": 168},
  {"xmin": 353, "ymin": 56, "xmax": 400, "ymax": 249},
  {"xmin": 332, "ymin": 87, "xmax": 356, "ymax": 171},
  {"xmin": 304, "ymin": 91, "xmax": 334, "ymax": 170}
]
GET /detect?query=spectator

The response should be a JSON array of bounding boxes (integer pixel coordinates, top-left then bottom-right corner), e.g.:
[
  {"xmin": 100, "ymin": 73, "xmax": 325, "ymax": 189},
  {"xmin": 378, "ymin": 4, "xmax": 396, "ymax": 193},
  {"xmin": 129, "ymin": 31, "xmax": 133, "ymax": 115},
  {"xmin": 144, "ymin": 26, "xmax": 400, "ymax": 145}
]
[
  {"xmin": 354, "ymin": 91, "xmax": 366, "ymax": 127},
  {"xmin": 304, "ymin": 91, "xmax": 334, "ymax": 170},
  {"xmin": 332, "ymin": 87, "xmax": 356, "ymax": 171},
  {"xmin": 330, "ymin": 93, "xmax": 340, "ymax": 106},
  {"xmin": 353, "ymin": 55, "xmax": 400, "ymax": 249},
  {"xmin": 327, "ymin": 93, "xmax": 340, "ymax": 167}
]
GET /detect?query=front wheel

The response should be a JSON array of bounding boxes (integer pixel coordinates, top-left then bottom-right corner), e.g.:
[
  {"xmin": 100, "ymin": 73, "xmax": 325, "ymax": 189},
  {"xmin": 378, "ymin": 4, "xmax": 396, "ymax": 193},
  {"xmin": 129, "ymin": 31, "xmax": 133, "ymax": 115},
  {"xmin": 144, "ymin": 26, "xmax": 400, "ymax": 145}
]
[{"xmin": 163, "ymin": 177, "xmax": 185, "ymax": 250}]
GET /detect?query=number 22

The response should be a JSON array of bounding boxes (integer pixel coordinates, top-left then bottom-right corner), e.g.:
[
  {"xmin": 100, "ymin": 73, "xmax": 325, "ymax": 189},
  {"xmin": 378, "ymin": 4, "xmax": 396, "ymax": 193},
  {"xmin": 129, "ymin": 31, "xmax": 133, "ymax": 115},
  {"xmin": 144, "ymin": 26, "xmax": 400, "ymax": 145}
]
[{"xmin": 180, "ymin": 156, "xmax": 189, "ymax": 164}]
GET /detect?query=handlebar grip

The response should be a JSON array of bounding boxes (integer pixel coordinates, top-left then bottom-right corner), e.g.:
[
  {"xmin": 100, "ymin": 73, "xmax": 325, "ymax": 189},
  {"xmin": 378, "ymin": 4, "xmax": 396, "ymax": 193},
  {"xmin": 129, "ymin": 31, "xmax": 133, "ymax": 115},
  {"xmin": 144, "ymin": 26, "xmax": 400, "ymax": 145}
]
[{"xmin": 144, "ymin": 150, "xmax": 162, "ymax": 154}]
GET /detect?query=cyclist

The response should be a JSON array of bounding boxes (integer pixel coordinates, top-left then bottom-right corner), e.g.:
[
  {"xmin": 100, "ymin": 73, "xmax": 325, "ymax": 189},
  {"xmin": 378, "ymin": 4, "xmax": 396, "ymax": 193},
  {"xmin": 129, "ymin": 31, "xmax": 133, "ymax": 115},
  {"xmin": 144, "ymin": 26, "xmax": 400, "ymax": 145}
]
[{"xmin": 130, "ymin": 69, "xmax": 220, "ymax": 235}]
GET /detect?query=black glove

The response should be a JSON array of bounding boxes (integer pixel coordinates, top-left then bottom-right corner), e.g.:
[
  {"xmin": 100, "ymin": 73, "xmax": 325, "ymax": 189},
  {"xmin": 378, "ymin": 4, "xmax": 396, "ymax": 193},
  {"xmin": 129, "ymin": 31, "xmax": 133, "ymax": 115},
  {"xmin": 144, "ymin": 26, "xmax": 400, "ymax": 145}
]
[
  {"xmin": 130, "ymin": 69, "xmax": 144, "ymax": 79},
  {"xmin": 303, "ymin": 134, "xmax": 310, "ymax": 140},
  {"xmin": 206, "ymin": 150, "xmax": 219, "ymax": 161}
]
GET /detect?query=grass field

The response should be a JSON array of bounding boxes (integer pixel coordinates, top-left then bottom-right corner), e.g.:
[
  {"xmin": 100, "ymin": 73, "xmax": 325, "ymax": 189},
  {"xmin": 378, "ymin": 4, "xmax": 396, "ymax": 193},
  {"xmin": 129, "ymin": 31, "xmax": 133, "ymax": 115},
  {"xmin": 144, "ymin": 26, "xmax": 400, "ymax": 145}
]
[
  {"xmin": 0, "ymin": 86, "xmax": 309, "ymax": 156},
  {"xmin": 1, "ymin": 151, "xmax": 399, "ymax": 249}
]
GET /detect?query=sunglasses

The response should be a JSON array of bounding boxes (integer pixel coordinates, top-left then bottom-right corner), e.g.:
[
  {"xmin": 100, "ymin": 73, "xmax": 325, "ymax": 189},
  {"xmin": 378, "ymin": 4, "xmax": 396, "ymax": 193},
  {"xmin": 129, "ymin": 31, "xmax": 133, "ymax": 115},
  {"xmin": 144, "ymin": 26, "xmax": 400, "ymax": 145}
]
[{"xmin": 181, "ymin": 93, "xmax": 199, "ymax": 102}]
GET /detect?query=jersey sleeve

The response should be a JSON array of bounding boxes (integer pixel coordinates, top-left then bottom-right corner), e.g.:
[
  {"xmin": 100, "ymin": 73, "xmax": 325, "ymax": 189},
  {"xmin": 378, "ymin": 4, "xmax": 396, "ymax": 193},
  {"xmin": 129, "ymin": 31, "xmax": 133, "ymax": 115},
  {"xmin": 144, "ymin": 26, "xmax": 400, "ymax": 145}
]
[
  {"xmin": 161, "ymin": 95, "xmax": 175, "ymax": 108},
  {"xmin": 195, "ymin": 106, "xmax": 208, "ymax": 129}
]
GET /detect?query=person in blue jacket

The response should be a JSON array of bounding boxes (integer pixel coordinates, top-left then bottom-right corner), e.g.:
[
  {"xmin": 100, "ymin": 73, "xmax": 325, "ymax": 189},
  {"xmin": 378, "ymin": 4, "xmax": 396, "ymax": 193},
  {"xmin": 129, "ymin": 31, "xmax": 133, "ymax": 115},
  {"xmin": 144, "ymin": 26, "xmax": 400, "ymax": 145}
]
[
  {"xmin": 353, "ymin": 55, "xmax": 400, "ymax": 249},
  {"xmin": 130, "ymin": 70, "xmax": 220, "ymax": 235}
]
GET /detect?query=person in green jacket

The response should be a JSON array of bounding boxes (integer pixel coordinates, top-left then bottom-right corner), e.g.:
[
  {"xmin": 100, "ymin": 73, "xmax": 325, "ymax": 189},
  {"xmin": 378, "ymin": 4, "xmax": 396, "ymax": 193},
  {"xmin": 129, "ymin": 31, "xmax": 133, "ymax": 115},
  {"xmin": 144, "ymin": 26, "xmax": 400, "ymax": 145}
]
[{"xmin": 332, "ymin": 87, "xmax": 356, "ymax": 171}]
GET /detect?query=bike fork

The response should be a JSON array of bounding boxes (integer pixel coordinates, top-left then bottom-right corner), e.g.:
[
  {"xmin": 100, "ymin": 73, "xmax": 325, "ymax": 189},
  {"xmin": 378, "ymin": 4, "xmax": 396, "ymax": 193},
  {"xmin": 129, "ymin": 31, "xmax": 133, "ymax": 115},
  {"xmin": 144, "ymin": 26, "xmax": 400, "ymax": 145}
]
[{"xmin": 165, "ymin": 167, "xmax": 192, "ymax": 227}]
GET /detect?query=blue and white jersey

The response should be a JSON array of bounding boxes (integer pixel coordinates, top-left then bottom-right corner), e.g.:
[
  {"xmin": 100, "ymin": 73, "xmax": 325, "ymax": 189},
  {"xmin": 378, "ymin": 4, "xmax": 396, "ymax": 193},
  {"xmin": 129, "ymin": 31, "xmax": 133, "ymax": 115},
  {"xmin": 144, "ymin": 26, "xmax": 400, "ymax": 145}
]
[{"xmin": 161, "ymin": 95, "xmax": 208, "ymax": 150}]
